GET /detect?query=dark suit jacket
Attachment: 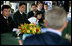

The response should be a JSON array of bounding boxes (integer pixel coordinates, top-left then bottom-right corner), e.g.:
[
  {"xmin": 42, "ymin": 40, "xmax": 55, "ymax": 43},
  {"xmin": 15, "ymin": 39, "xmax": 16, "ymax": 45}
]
[
  {"xmin": 0, "ymin": 14, "xmax": 16, "ymax": 33},
  {"xmin": 13, "ymin": 10, "xmax": 30, "ymax": 27},
  {"xmin": 23, "ymin": 31, "xmax": 70, "ymax": 45},
  {"xmin": 27, "ymin": 11, "xmax": 35, "ymax": 18}
]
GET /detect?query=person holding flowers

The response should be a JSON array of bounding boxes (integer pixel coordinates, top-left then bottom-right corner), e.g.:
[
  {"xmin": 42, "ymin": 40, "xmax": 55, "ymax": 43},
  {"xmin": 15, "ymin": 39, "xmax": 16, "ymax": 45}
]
[
  {"xmin": 13, "ymin": 2, "xmax": 30, "ymax": 45},
  {"xmin": 13, "ymin": 2, "xmax": 30, "ymax": 27}
]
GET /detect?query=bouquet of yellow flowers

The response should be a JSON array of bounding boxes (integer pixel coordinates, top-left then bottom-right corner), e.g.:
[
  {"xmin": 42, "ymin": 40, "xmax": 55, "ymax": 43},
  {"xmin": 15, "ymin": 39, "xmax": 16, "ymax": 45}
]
[{"xmin": 18, "ymin": 23, "xmax": 41, "ymax": 34}]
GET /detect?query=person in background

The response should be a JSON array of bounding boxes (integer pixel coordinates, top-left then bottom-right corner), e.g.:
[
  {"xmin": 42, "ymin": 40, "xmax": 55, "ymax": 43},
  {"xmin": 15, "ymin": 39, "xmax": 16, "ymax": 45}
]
[
  {"xmin": 0, "ymin": 5, "xmax": 16, "ymax": 33},
  {"xmin": 36, "ymin": 2, "xmax": 45, "ymax": 25},
  {"xmin": 62, "ymin": 1, "xmax": 71, "ymax": 42},
  {"xmin": 37, "ymin": 2, "xmax": 43, "ymax": 11},
  {"xmin": 13, "ymin": 2, "xmax": 30, "ymax": 45},
  {"xmin": 67, "ymin": 1, "xmax": 71, "ymax": 22},
  {"xmin": 23, "ymin": 6, "xmax": 71, "ymax": 45},
  {"xmin": 28, "ymin": 11, "xmax": 44, "ymax": 25},
  {"xmin": 37, "ymin": 2, "xmax": 45, "ymax": 19},
  {"xmin": 27, "ymin": 3, "xmax": 37, "ymax": 18},
  {"xmin": 44, "ymin": 3, "xmax": 48, "ymax": 17},
  {"xmin": 13, "ymin": 2, "xmax": 30, "ymax": 27}
]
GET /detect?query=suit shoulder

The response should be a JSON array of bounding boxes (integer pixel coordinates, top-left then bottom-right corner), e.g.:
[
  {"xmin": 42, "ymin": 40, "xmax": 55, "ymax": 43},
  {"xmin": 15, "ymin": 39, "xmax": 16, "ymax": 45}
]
[
  {"xmin": 14, "ymin": 10, "xmax": 19, "ymax": 15},
  {"xmin": 28, "ymin": 11, "xmax": 33, "ymax": 14}
]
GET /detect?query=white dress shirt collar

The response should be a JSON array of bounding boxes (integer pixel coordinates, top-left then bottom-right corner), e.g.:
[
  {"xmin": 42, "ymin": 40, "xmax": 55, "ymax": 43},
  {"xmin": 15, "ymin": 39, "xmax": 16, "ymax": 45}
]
[
  {"xmin": 37, "ymin": 8, "xmax": 41, "ymax": 11},
  {"xmin": 47, "ymin": 28, "xmax": 62, "ymax": 36},
  {"xmin": 33, "ymin": 11, "xmax": 36, "ymax": 14},
  {"xmin": 19, "ymin": 11, "xmax": 23, "ymax": 14},
  {"xmin": 3, "ymin": 16, "xmax": 6, "ymax": 19},
  {"xmin": 3, "ymin": 16, "xmax": 8, "ymax": 19},
  {"xmin": 45, "ymin": 10, "xmax": 48, "ymax": 12}
]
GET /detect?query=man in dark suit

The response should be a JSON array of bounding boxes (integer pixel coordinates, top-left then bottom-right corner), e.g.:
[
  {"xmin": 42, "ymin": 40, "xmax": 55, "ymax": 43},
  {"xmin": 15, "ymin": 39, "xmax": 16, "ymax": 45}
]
[
  {"xmin": 0, "ymin": 5, "xmax": 16, "ymax": 33},
  {"xmin": 13, "ymin": 2, "xmax": 30, "ymax": 27},
  {"xmin": 13, "ymin": 2, "xmax": 30, "ymax": 45},
  {"xmin": 27, "ymin": 3, "xmax": 37, "ymax": 18},
  {"xmin": 23, "ymin": 6, "xmax": 71, "ymax": 45}
]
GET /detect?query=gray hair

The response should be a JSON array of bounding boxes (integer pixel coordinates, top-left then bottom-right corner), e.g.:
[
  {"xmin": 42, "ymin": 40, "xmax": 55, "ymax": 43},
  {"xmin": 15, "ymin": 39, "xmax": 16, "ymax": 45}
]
[{"xmin": 45, "ymin": 6, "xmax": 67, "ymax": 29}]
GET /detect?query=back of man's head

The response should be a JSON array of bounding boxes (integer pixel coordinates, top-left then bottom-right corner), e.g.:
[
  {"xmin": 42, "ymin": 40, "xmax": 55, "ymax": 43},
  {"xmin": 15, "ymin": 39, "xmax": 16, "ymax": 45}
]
[{"xmin": 45, "ymin": 6, "xmax": 67, "ymax": 29}]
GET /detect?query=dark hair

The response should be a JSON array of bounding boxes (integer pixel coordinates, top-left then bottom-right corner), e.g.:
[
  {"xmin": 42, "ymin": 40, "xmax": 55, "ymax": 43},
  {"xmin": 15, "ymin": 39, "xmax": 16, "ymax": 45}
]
[
  {"xmin": 37, "ymin": 1, "xmax": 43, "ymax": 5},
  {"xmin": 35, "ymin": 11, "xmax": 43, "ymax": 17},
  {"xmin": 44, "ymin": 3, "xmax": 48, "ymax": 6},
  {"xmin": 1, "ymin": 5, "xmax": 11, "ymax": 11},
  {"xmin": 31, "ymin": 3, "xmax": 37, "ymax": 7},
  {"xmin": 19, "ymin": 2, "xmax": 26, "ymax": 6}
]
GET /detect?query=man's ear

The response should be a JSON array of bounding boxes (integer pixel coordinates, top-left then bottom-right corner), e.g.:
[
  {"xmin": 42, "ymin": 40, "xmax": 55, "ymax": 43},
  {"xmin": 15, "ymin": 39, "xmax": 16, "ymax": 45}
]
[
  {"xmin": 43, "ymin": 19, "xmax": 48, "ymax": 27},
  {"xmin": 63, "ymin": 20, "xmax": 68, "ymax": 29},
  {"xmin": 59, "ymin": 20, "xmax": 68, "ymax": 32}
]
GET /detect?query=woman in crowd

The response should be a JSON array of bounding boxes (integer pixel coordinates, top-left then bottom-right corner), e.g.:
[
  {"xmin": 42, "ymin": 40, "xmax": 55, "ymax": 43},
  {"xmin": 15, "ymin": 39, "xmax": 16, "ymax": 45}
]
[{"xmin": 28, "ymin": 11, "xmax": 44, "ymax": 27}]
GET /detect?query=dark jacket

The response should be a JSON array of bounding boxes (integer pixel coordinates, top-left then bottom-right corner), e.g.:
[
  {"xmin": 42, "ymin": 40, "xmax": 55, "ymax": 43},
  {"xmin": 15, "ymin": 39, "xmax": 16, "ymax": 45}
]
[
  {"xmin": 23, "ymin": 31, "xmax": 71, "ymax": 45},
  {"xmin": 27, "ymin": 11, "xmax": 37, "ymax": 18},
  {"xmin": 27, "ymin": 11, "xmax": 34, "ymax": 18},
  {"xmin": 13, "ymin": 10, "xmax": 30, "ymax": 27},
  {"xmin": 0, "ymin": 14, "xmax": 16, "ymax": 33}
]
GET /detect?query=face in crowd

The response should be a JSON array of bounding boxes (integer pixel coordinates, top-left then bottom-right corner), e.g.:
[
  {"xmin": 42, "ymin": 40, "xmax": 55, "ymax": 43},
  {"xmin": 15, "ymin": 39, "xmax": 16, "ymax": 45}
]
[
  {"xmin": 38, "ymin": 3, "xmax": 43, "ymax": 10},
  {"xmin": 19, "ymin": 4, "xmax": 26, "ymax": 13},
  {"xmin": 2, "ymin": 5, "xmax": 11, "ymax": 17},
  {"xmin": 31, "ymin": 5, "xmax": 36, "ymax": 11},
  {"xmin": 2, "ymin": 8, "xmax": 10, "ymax": 17},
  {"xmin": 37, "ymin": 14, "xmax": 42, "ymax": 19},
  {"xmin": 44, "ymin": 4, "xmax": 48, "ymax": 10}
]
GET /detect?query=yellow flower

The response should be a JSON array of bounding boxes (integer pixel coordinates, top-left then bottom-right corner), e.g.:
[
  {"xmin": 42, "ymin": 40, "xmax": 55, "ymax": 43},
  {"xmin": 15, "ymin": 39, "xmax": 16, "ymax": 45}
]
[
  {"xmin": 23, "ymin": 30, "xmax": 25, "ymax": 32},
  {"xmin": 32, "ymin": 31, "xmax": 35, "ymax": 34},
  {"xmin": 27, "ymin": 30, "xmax": 30, "ymax": 33},
  {"xmin": 30, "ymin": 28, "xmax": 32, "ymax": 30},
  {"xmin": 21, "ymin": 24, "xmax": 24, "ymax": 27},
  {"xmin": 32, "ymin": 28, "xmax": 36, "ymax": 34},
  {"xmin": 34, "ymin": 23, "xmax": 36, "ymax": 25},
  {"xmin": 29, "ymin": 23, "xmax": 33, "ymax": 25},
  {"xmin": 34, "ymin": 30, "xmax": 36, "ymax": 33}
]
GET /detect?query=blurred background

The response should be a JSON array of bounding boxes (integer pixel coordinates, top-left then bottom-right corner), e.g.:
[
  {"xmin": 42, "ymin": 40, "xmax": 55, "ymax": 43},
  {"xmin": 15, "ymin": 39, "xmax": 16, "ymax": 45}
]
[{"xmin": 1, "ymin": 1, "xmax": 71, "ymax": 18}]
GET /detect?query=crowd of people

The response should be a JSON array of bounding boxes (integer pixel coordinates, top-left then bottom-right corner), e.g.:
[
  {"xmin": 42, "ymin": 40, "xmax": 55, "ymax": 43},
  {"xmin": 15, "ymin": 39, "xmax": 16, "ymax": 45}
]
[
  {"xmin": 1, "ymin": 1, "xmax": 71, "ymax": 45},
  {"xmin": 1, "ymin": 2, "xmax": 49, "ymax": 33}
]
